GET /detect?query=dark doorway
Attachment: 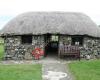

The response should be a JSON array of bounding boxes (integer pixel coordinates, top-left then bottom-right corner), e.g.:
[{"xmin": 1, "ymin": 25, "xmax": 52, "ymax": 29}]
[{"xmin": 44, "ymin": 34, "xmax": 59, "ymax": 57}]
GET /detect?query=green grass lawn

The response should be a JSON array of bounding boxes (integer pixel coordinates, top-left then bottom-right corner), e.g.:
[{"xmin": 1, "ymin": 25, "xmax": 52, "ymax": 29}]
[
  {"xmin": 69, "ymin": 60, "xmax": 100, "ymax": 80},
  {"xmin": 0, "ymin": 64, "xmax": 42, "ymax": 80},
  {"xmin": 0, "ymin": 44, "xmax": 4, "ymax": 60}
]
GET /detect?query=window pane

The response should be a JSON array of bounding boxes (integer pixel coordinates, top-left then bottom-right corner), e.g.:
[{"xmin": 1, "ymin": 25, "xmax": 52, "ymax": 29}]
[
  {"xmin": 51, "ymin": 35, "xmax": 58, "ymax": 41},
  {"xmin": 21, "ymin": 35, "xmax": 32, "ymax": 44},
  {"xmin": 72, "ymin": 36, "xmax": 83, "ymax": 45}
]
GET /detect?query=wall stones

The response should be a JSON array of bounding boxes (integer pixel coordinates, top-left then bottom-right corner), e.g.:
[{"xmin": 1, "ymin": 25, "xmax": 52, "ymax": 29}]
[
  {"xmin": 4, "ymin": 36, "xmax": 21, "ymax": 60},
  {"xmin": 4, "ymin": 35, "xmax": 100, "ymax": 60},
  {"xmin": 59, "ymin": 35, "xmax": 72, "ymax": 45},
  {"xmin": 81, "ymin": 37, "xmax": 100, "ymax": 58},
  {"xmin": 4, "ymin": 35, "xmax": 45, "ymax": 60}
]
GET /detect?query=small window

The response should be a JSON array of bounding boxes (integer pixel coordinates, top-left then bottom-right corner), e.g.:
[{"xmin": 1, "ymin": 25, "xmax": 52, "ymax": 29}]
[
  {"xmin": 72, "ymin": 36, "xmax": 83, "ymax": 46},
  {"xmin": 21, "ymin": 35, "xmax": 32, "ymax": 44},
  {"xmin": 51, "ymin": 35, "xmax": 58, "ymax": 41}
]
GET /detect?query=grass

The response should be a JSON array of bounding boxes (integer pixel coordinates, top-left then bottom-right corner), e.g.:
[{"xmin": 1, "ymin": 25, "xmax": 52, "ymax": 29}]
[
  {"xmin": 0, "ymin": 44, "xmax": 4, "ymax": 60},
  {"xmin": 69, "ymin": 60, "xmax": 100, "ymax": 80},
  {"xmin": 0, "ymin": 64, "xmax": 42, "ymax": 80}
]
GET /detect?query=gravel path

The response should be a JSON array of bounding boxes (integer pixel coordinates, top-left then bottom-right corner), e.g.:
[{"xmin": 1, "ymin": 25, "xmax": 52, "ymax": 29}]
[{"xmin": 42, "ymin": 63, "xmax": 73, "ymax": 80}]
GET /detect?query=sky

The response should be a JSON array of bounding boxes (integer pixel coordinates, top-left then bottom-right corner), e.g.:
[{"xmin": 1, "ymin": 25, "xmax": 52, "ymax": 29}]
[{"xmin": 0, "ymin": 0, "xmax": 100, "ymax": 30}]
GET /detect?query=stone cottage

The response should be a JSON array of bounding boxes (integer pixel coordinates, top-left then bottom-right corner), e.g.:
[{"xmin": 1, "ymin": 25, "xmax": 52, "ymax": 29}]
[{"xmin": 1, "ymin": 12, "xmax": 100, "ymax": 60}]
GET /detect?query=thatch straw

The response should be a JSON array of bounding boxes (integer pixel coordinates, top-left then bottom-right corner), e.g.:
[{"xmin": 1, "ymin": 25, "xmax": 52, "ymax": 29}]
[{"xmin": 1, "ymin": 12, "xmax": 100, "ymax": 37}]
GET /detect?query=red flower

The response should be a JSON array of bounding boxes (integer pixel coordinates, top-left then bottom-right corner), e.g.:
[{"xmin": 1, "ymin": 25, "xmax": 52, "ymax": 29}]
[{"xmin": 32, "ymin": 48, "xmax": 44, "ymax": 60}]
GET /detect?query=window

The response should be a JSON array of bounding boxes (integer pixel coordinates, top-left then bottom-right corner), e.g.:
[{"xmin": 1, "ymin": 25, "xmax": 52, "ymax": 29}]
[
  {"xmin": 21, "ymin": 35, "xmax": 32, "ymax": 44},
  {"xmin": 72, "ymin": 36, "xmax": 83, "ymax": 46},
  {"xmin": 51, "ymin": 35, "xmax": 58, "ymax": 41}
]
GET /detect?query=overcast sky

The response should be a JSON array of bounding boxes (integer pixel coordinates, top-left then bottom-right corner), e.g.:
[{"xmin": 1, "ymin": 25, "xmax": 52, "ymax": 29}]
[{"xmin": 0, "ymin": 0, "xmax": 100, "ymax": 29}]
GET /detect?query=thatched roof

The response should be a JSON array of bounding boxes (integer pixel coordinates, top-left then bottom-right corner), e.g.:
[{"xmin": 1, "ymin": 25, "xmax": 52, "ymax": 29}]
[{"xmin": 1, "ymin": 12, "xmax": 100, "ymax": 37}]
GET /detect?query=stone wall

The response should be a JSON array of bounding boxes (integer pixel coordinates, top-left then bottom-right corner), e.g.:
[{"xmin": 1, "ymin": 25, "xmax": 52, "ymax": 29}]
[
  {"xmin": 4, "ymin": 35, "xmax": 45, "ymax": 60},
  {"xmin": 4, "ymin": 36, "xmax": 21, "ymax": 60},
  {"xmin": 59, "ymin": 35, "xmax": 71, "ymax": 45},
  {"xmin": 80, "ymin": 37, "xmax": 100, "ymax": 57},
  {"xmin": 4, "ymin": 35, "xmax": 100, "ymax": 60}
]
